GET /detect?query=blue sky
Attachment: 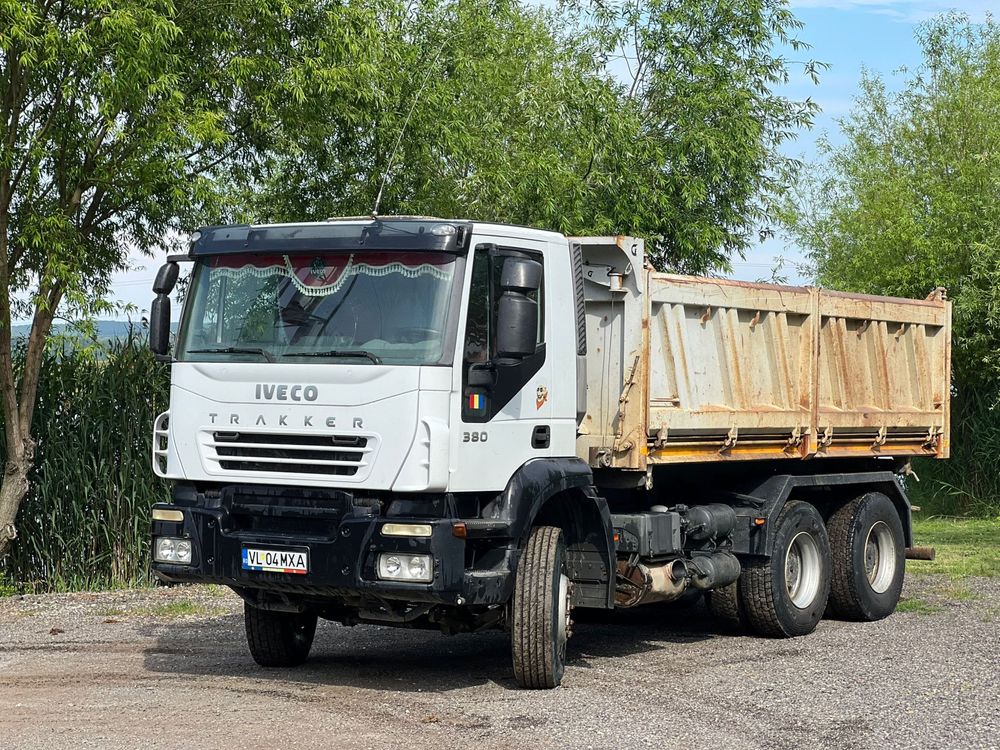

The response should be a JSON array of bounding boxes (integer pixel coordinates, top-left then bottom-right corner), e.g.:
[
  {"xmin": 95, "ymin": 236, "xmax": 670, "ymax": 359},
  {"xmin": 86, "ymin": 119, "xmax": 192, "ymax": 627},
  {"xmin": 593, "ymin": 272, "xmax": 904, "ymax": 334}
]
[{"xmin": 106, "ymin": 0, "xmax": 990, "ymax": 315}]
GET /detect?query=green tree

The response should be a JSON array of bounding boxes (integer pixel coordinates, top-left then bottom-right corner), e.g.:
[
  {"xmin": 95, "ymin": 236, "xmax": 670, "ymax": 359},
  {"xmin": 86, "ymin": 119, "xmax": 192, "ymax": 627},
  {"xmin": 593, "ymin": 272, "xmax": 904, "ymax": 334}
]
[
  {"xmin": 0, "ymin": 0, "xmax": 384, "ymax": 557},
  {"xmin": 785, "ymin": 13, "xmax": 1000, "ymax": 515},
  {"xmin": 252, "ymin": 0, "xmax": 821, "ymax": 274}
]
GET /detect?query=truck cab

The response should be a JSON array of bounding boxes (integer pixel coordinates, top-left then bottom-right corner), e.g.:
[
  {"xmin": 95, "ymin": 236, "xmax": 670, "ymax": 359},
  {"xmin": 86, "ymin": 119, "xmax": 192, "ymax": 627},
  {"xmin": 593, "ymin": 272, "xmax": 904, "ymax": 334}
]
[{"xmin": 150, "ymin": 217, "xmax": 935, "ymax": 688}]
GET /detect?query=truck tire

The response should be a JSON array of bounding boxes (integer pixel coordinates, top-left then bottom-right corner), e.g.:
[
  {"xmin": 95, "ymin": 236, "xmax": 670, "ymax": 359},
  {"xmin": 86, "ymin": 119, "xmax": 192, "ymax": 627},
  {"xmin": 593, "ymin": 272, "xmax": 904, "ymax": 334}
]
[
  {"xmin": 739, "ymin": 501, "xmax": 831, "ymax": 637},
  {"xmin": 705, "ymin": 582, "xmax": 747, "ymax": 630},
  {"xmin": 244, "ymin": 602, "xmax": 317, "ymax": 667},
  {"xmin": 827, "ymin": 492, "xmax": 905, "ymax": 621},
  {"xmin": 511, "ymin": 526, "xmax": 572, "ymax": 689}
]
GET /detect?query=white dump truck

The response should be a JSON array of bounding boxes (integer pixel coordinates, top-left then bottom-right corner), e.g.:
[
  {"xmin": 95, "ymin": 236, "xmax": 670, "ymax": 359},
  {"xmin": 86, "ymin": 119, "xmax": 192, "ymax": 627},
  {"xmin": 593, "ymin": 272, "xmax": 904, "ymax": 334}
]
[{"xmin": 148, "ymin": 218, "xmax": 951, "ymax": 688}]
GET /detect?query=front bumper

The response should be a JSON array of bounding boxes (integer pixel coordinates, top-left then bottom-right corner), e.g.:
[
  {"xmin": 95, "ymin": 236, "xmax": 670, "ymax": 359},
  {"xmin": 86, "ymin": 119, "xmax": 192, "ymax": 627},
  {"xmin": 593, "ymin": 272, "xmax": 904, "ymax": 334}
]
[{"xmin": 151, "ymin": 499, "xmax": 514, "ymax": 607}]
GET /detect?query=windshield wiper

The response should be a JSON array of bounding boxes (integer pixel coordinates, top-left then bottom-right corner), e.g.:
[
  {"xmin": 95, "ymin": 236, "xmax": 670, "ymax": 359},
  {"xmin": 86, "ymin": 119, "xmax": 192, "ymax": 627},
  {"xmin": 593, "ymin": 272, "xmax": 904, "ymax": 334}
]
[
  {"xmin": 188, "ymin": 346, "xmax": 276, "ymax": 363},
  {"xmin": 283, "ymin": 350, "xmax": 382, "ymax": 365}
]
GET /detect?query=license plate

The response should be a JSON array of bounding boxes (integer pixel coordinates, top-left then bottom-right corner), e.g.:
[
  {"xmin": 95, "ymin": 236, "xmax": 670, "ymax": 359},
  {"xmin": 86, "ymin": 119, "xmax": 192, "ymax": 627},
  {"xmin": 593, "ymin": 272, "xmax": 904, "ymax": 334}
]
[{"xmin": 241, "ymin": 546, "xmax": 309, "ymax": 575}]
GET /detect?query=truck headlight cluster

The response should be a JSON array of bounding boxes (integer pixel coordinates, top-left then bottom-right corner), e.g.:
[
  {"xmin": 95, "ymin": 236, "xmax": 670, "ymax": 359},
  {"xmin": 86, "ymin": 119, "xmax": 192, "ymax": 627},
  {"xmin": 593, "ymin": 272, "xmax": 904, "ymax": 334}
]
[
  {"xmin": 154, "ymin": 537, "xmax": 193, "ymax": 564},
  {"xmin": 377, "ymin": 553, "xmax": 432, "ymax": 583}
]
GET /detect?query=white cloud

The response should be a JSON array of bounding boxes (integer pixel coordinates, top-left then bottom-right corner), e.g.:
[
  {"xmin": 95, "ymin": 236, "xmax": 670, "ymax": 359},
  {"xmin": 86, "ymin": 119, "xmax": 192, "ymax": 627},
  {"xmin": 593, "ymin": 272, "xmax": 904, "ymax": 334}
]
[{"xmin": 787, "ymin": 0, "xmax": 994, "ymax": 23}]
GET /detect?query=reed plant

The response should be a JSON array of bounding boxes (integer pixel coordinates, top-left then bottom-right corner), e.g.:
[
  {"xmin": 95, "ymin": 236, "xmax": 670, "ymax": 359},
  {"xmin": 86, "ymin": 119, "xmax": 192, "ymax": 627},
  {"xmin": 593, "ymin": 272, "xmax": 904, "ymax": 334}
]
[{"xmin": 0, "ymin": 333, "xmax": 170, "ymax": 592}]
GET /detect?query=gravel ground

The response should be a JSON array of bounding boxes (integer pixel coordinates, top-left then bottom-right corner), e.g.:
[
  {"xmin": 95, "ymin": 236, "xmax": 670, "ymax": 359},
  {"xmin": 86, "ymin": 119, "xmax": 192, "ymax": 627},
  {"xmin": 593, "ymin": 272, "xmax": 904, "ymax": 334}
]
[{"xmin": 0, "ymin": 574, "xmax": 997, "ymax": 750}]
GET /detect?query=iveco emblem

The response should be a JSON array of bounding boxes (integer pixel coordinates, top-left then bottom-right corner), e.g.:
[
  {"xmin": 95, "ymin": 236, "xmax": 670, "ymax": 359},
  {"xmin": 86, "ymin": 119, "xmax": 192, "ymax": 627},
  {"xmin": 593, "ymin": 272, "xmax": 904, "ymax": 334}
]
[{"xmin": 255, "ymin": 383, "xmax": 319, "ymax": 402}]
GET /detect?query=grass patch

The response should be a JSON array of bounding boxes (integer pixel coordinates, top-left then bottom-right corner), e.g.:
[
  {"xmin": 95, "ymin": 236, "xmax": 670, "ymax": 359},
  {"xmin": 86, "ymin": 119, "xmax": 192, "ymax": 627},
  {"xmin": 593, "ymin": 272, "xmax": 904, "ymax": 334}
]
[
  {"xmin": 204, "ymin": 584, "xmax": 230, "ymax": 598},
  {"xmin": 909, "ymin": 518, "xmax": 1000, "ymax": 579},
  {"xmin": 896, "ymin": 597, "xmax": 943, "ymax": 615},
  {"xmin": 932, "ymin": 582, "xmax": 981, "ymax": 601},
  {"xmin": 149, "ymin": 600, "xmax": 212, "ymax": 617}
]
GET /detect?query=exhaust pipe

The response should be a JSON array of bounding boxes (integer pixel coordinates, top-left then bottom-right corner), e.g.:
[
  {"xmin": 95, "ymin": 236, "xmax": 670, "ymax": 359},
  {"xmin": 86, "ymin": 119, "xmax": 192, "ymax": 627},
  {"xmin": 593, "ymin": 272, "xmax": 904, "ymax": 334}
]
[
  {"xmin": 615, "ymin": 558, "xmax": 687, "ymax": 607},
  {"xmin": 905, "ymin": 546, "xmax": 936, "ymax": 561},
  {"xmin": 614, "ymin": 551, "xmax": 742, "ymax": 608}
]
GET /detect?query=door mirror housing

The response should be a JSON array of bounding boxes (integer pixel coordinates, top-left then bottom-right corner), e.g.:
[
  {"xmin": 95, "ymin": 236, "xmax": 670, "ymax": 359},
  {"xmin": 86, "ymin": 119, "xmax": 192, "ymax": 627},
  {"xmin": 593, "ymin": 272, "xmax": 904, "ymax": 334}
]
[
  {"xmin": 153, "ymin": 261, "xmax": 180, "ymax": 294},
  {"xmin": 149, "ymin": 294, "xmax": 171, "ymax": 357},
  {"xmin": 496, "ymin": 257, "xmax": 541, "ymax": 360},
  {"xmin": 149, "ymin": 261, "xmax": 180, "ymax": 358}
]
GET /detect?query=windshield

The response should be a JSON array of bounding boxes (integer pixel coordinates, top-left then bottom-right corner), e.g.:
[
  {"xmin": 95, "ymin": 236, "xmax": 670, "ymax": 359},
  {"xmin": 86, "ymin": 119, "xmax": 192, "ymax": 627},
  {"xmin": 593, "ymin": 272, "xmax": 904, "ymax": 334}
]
[{"xmin": 177, "ymin": 251, "xmax": 458, "ymax": 365}]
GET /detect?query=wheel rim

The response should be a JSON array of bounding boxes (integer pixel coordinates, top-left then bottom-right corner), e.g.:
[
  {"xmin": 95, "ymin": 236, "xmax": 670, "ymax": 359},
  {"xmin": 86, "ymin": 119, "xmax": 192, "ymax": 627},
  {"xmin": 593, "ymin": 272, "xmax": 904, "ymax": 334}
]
[
  {"xmin": 865, "ymin": 521, "xmax": 897, "ymax": 594},
  {"xmin": 785, "ymin": 531, "xmax": 822, "ymax": 609},
  {"xmin": 556, "ymin": 572, "xmax": 570, "ymax": 661}
]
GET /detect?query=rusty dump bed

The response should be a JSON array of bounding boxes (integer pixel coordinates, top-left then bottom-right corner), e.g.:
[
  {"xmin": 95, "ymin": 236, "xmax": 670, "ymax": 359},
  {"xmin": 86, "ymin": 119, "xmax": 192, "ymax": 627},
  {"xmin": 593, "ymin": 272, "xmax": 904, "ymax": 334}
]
[{"xmin": 574, "ymin": 237, "xmax": 951, "ymax": 470}]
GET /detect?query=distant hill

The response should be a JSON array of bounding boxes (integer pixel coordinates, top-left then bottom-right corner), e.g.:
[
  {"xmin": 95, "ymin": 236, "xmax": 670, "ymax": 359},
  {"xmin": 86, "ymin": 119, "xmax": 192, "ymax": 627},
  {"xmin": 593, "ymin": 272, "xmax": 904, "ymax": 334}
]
[{"xmin": 11, "ymin": 320, "xmax": 155, "ymax": 342}]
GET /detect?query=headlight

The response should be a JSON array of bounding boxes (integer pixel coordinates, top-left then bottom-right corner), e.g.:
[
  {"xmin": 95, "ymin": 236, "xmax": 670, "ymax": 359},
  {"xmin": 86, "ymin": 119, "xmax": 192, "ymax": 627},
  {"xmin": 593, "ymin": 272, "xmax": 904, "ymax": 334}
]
[
  {"xmin": 154, "ymin": 536, "xmax": 193, "ymax": 564},
  {"xmin": 377, "ymin": 553, "xmax": 432, "ymax": 583}
]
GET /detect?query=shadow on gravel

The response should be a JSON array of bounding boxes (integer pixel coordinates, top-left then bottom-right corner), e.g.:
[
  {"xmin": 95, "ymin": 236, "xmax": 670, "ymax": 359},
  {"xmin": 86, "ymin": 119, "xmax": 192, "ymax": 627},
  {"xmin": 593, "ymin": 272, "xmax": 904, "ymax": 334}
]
[{"xmin": 138, "ymin": 598, "xmax": 727, "ymax": 693}]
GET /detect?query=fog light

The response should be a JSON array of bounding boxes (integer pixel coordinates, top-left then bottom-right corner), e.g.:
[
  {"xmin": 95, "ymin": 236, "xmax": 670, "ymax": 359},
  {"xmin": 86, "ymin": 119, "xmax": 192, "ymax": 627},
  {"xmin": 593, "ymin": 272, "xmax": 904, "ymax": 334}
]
[
  {"xmin": 152, "ymin": 507, "xmax": 184, "ymax": 522},
  {"xmin": 154, "ymin": 536, "xmax": 193, "ymax": 564},
  {"xmin": 381, "ymin": 523, "xmax": 433, "ymax": 538},
  {"xmin": 377, "ymin": 553, "xmax": 432, "ymax": 583}
]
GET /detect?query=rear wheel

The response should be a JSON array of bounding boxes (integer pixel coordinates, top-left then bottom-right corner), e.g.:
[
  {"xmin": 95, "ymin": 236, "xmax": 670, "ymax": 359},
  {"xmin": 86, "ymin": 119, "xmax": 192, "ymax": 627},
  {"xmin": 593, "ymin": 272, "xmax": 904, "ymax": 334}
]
[
  {"xmin": 827, "ymin": 492, "xmax": 905, "ymax": 621},
  {"xmin": 244, "ymin": 603, "xmax": 317, "ymax": 667},
  {"xmin": 739, "ymin": 501, "xmax": 831, "ymax": 637},
  {"xmin": 705, "ymin": 581, "xmax": 747, "ymax": 630},
  {"xmin": 511, "ymin": 526, "xmax": 572, "ymax": 689}
]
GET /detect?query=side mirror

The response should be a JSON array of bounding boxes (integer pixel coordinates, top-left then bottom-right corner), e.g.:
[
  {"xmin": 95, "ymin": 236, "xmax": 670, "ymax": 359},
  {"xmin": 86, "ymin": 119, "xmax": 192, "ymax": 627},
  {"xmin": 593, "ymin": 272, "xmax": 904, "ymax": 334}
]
[
  {"xmin": 153, "ymin": 261, "xmax": 180, "ymax": 294},
  {"xmin": 149, "ymin": 262, "xmax": 179, "ymax": 358},
  {"xmin": 149, "ymin": 294, "xmax": 171, "ymax": 357},
  {"xmin": 496, "ymin": 257, "xmax": 541, "ymax": 360}
]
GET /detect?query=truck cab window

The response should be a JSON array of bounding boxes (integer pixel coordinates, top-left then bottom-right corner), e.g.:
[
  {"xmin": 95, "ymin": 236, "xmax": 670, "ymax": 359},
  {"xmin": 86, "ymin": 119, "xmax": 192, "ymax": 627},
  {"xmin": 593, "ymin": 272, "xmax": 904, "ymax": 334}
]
[
  {"xmin": 461, "ymin": 247, "xmax": 545, "ymax": 421},
  {"xmin": 462, "ymin": 248, "xmax": 544, "ymax": 369}
]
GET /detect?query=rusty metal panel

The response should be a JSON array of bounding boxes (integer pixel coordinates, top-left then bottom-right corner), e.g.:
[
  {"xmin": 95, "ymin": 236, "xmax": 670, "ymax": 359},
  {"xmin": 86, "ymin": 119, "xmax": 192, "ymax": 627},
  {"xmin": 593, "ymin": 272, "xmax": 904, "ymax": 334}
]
[
  {"xmin": 573, "ymin": 237, "xmax": 952, "ymax": 468},
  {"xmin": 815, "ymin": 288, "xmax": 949, "ymax": 459},
  {"xmin": 644, "ymin": 276, "xmax": 816, "ymax": 463}
]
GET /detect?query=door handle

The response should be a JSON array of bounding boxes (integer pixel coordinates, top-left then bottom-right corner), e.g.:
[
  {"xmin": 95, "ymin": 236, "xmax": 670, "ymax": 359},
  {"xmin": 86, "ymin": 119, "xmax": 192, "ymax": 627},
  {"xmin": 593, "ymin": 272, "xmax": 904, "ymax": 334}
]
[{"xmin": 531, "ymin": 425, "xmax": 550, "ymax": 449}]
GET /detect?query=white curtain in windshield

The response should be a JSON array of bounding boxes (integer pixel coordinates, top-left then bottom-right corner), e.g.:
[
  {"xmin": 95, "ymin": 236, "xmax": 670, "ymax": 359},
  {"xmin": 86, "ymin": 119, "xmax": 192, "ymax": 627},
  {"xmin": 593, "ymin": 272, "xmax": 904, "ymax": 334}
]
[{"xmin": 178, "ymin": 252, "xmax": 457, "ymax": 365}]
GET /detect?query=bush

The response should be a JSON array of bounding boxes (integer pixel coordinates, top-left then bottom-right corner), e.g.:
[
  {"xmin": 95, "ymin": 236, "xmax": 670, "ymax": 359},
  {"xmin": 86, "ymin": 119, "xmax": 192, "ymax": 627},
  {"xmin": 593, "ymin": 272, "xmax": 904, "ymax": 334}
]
[
  {"xmin": 0, "ymin": 334, "xmax": 170, "ymax": 592},
  {"xmin": 910, "ymin": 388, "xmax": 1000, "ymax": 518}
]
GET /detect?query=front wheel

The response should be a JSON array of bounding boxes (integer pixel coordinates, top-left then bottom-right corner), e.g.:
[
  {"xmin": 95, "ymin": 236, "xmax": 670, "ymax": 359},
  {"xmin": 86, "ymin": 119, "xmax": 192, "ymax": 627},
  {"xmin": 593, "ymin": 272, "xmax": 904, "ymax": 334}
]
[
  {"xmin": 511, "ymin": 526, "xmax": 572, "ymax": 689},
  {"xmin": 739, "ymin": 501, "xmax": 832, "ymax": 637},
  {"xmin": 244, "ymin": 603, "xmax": 317, "ymax": 667}
]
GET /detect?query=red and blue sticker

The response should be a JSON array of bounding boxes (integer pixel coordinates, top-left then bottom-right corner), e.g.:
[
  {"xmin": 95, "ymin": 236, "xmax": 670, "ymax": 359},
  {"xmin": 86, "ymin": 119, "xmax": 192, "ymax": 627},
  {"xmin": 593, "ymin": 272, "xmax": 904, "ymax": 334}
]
[{"xmin": 467, "ymin": 391, "xmax": 487, "ymax": 414}]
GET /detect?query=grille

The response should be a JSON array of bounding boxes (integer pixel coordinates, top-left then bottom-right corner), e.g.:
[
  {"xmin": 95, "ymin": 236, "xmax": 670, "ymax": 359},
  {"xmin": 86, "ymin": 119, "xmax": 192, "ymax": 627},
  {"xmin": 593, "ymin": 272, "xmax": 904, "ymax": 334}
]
[{"xmin": 208, "ymin": 431, "xmax": 372, "ymax": 476}]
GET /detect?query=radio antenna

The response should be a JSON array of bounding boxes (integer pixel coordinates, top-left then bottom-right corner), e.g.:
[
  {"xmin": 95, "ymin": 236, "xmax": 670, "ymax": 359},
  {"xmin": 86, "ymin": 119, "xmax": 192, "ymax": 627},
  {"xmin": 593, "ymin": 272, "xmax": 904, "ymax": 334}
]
[{"xmin": 371, "ymin": 48, "xmax": 445, "ymax": 219}]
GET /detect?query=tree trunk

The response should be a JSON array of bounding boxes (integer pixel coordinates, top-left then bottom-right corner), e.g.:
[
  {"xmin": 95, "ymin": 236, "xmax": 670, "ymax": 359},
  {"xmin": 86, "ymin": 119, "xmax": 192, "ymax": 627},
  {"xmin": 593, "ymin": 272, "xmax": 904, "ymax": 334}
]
[{"xmin": 0, "ymin": 436, "xmax": 33, "ymax": 560}]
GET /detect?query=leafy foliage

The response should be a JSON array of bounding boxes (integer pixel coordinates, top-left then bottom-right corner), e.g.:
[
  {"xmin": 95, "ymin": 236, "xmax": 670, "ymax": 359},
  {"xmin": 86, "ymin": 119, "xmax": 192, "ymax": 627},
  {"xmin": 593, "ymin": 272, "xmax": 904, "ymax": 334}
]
[
  {"xmin": 251, "ymin": 0, "xmax": 821, "ymax": 274},
  {"xmin": 785, "ymin": 13, "xmax": 1000, "ymax": 515},
  {"xmin": 0, "ymin": 0, "xmax": 386, "ymax": 555}
]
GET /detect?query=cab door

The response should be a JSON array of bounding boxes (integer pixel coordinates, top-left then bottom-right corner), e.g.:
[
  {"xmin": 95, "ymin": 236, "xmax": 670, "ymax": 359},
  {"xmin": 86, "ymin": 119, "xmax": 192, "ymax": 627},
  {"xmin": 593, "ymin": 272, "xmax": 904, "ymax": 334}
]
[{"xmin": 448, "ymin": 238, "xmax": 552, "ymax": 492}]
